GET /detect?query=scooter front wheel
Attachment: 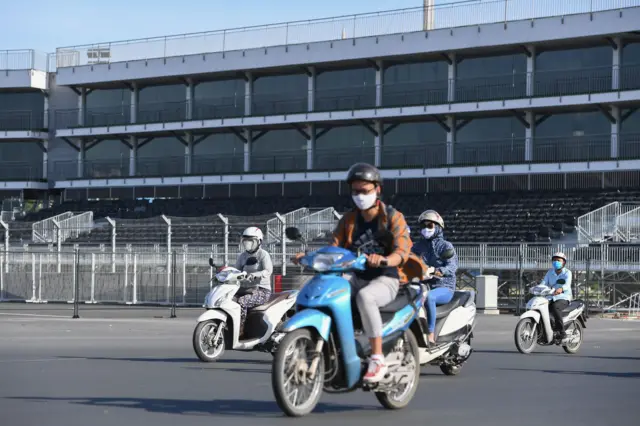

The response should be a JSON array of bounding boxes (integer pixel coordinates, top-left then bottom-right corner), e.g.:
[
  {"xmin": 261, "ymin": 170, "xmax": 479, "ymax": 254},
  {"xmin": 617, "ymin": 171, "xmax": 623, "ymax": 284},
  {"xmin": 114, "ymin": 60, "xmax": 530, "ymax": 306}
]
[
  {"xmin": 514, "ymin": 318, "xmax": 538, "ymax": 354},
  {"xmin": 271, "ymin": 328, "xmax": 325, "ymax": 417},
  {"xmin": 193, "ymin": 319, "xmax": 226, "ymax": 362}
]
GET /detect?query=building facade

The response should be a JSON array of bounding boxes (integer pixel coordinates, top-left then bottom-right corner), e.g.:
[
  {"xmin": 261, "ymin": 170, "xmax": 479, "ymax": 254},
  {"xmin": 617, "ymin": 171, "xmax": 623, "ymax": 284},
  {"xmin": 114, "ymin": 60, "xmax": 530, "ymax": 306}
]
[{"xmin": 1, "ymin": 1, "xmax": 640, "ymax": 201}]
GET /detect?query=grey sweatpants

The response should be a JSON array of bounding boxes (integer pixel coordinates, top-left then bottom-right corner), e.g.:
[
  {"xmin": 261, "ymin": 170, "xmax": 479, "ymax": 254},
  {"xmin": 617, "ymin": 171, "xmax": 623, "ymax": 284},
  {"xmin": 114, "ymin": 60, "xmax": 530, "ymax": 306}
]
[{"xmin": 349, "ymin": 275, "xmax": 400, "ymax": 339}]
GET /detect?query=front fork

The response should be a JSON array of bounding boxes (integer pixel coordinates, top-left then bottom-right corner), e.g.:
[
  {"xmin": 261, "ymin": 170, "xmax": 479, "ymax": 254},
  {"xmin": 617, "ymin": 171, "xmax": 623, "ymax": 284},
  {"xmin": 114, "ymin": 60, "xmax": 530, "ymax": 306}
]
[{"xmin": 308, "ymin": 339, "xmax": 325, "ymax": 380}]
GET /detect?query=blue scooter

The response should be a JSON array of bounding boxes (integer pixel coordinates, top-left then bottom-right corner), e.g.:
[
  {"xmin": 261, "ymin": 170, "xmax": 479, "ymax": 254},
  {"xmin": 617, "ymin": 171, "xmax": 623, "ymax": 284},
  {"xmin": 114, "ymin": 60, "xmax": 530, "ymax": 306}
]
[{"xmin": 271, "ymin": 227, "xmax": 428, "ymax": 417}]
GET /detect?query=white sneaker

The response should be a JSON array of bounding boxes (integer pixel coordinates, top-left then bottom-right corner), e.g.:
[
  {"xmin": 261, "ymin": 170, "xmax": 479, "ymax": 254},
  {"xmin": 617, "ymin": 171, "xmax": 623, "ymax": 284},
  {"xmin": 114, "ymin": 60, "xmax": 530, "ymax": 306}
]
[{"xmin": 363, "ymin": 356, "xmax": 387, "ymax": 383}]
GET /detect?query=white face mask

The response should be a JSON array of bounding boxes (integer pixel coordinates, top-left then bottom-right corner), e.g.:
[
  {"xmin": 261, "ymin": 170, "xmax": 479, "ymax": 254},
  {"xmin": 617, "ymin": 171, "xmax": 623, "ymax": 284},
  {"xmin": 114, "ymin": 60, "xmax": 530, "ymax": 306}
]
[
  {"xmin": 421, "ymin": 228, "xmax": 436, "ymax": 239},
  {"xmin": 242, "ymin": 239, "xmax": 259, "ymax": 253},
  {"xmin": 352, "ymin": 193, "xmax": 377, "ymax": 210}
]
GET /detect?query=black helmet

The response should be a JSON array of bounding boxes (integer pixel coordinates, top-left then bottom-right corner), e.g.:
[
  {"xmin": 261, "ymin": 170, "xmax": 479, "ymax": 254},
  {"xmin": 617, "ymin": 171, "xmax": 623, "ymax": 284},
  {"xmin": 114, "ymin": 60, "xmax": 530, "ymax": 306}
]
[{"xmin": 346, "ymin": 163, "xmax": 382, "ymax": 185}]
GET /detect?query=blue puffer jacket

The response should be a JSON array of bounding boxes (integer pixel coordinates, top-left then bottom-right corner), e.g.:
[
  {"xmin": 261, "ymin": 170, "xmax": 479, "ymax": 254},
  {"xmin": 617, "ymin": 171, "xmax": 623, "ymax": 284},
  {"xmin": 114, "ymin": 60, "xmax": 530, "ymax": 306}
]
[{"xmin": 411, "ymin": 225, "xmax": 458, "ymax": 291}]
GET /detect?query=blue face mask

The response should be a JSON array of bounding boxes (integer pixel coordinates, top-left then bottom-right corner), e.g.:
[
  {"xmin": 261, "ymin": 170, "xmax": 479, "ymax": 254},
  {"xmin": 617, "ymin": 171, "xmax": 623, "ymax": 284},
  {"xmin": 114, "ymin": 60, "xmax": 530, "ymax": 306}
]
[{"xmin": 552, "ymin": 260, "xmax": 563, "ymax": 270}]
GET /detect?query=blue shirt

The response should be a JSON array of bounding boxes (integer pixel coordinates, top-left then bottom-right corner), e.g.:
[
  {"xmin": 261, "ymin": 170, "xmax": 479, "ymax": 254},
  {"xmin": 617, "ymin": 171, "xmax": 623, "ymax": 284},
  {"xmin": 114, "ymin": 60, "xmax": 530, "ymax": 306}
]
[
  {"xmin": 541, "ymin": 268, "xmax": 573, "ymax": 302},
  {"xmin": 411, "ymin": 226, "xmax": 458, "ymax": 292}
]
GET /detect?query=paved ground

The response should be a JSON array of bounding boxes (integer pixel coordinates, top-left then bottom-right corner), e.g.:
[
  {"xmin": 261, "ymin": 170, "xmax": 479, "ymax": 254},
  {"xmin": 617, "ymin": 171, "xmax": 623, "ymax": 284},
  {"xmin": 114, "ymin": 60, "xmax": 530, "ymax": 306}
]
[{"xmin": 0, "ymin": 306, "xmax": 639, "ymax": 426}]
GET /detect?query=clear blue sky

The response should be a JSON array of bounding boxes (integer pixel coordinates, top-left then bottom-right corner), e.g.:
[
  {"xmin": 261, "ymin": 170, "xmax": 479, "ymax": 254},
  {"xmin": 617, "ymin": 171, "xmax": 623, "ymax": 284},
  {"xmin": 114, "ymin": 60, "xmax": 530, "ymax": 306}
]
[{"xmin": 4, "ymin": 0, "xmax": 435, "ymax": 52}]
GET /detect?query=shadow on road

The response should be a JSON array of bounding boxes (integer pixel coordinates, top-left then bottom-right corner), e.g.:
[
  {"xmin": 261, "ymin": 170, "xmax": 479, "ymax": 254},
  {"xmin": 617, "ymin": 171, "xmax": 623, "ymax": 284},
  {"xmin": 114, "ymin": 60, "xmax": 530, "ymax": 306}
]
[
  {"xmin": 499, "ymin": 367, "xmax": 640, "ymax": 378},
  {"xmin": 55, "ymin": 356, "xmax": 271, "ymax": 365},
  {"xmin": 474, "ymin": 349, "xmax": 640, "ymax": 361},
  {"xmin": 7, "ymin": 396, "xmax": 372, "ymax": 417}
]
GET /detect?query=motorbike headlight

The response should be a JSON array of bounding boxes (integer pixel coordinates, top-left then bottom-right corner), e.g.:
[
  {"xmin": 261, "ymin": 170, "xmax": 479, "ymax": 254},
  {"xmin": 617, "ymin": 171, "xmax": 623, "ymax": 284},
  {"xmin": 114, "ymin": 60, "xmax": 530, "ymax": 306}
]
[{"xmin": 311, "ymin": 253, "xmax": 344, "ymax": 272}]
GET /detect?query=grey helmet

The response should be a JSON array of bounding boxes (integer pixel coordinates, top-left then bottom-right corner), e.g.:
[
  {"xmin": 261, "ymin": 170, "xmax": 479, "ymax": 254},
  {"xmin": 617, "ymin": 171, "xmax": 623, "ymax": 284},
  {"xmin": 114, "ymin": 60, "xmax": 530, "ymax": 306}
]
[
  {"xmin": 418, "ymin": 210, "xmax": 445, "ymax": 229},
  {"xmin": 346, "ymin": 163, "xmax": 383, "ymax": 186}
]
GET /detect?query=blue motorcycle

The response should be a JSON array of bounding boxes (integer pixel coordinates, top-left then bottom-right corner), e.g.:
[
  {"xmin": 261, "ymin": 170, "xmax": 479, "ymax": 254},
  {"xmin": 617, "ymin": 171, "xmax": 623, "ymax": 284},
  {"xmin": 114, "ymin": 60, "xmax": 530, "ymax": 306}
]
[{"xmin": 271, "ymin": 227, "xmax": 428, "ymax": 417}]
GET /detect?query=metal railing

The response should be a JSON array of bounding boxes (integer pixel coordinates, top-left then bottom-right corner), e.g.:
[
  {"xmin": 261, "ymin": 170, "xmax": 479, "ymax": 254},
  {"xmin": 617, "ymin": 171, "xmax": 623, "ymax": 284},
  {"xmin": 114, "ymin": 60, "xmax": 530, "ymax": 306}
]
[
  {"xmin": 53, "ymin": 0, "xmax": 640, "ymax": 68},
  {"xmin": 57, "ymin": 212, "xmax": 94, "ymax": 244},
  {"xmin": 31, "ymin": 212, "xmax": 73, "ymax": 243},
  {"xmin": 615, "ymin": 206, "xmax": 640, "ymax": 242},
  {"xmin": 53, "ymin": 64, "xmax": 640, "ymax": 131},
  {"xmin": 0, "ymin": 49, "xmax": 49, "ymax": 71},
  {"xmin": 0, "ymin": 110, "xmax": 47, "ymax": 131},
  {"xmin": 0, "ymin": 243, "xmax": 638, "ymax": 309},
  {"xmin": 298, "ymin": 208, "xmax": 342, "ymax": 241},
  {"xmin": 266, "ymin": 208, "xmax": 310, "ymax": 243},
  {"xmin": 576, "ymin": 202, "xmax": 640, "ymax": 243},
  {"xmin": 49, "ymin": 133, "xmax": 640, "ymax": 181}
]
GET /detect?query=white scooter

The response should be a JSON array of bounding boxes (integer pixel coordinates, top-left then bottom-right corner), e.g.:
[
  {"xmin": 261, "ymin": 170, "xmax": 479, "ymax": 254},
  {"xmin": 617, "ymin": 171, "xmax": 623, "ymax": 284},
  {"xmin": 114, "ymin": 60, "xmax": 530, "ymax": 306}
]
[
  {"xmin": 408, "ymin": 267, "xmax": 477, "ymax": 376},
  {"xmin": 514, "ymin": 282, "xmax": 587, "ymax": 355},
  {"xmin": 192, "ymin": 258, "xmax": 299, "ymax": 362}
]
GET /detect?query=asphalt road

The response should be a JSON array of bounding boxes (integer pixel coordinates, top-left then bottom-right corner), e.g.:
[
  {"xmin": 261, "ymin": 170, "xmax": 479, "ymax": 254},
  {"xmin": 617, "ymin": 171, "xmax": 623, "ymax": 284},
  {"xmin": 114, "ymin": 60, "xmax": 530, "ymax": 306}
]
[{"xmin": 0, "ymin": 307, "xmax": 639, "ymax": 426}]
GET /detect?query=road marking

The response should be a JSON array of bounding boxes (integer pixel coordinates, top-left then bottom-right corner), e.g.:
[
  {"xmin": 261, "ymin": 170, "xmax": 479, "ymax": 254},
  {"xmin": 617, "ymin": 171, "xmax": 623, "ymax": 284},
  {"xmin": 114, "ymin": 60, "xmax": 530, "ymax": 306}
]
[
  {"xmin": 0, "ymin": 358, "xmax": 78, "ymax": 364},
  {"xmin": 0, "ymin": 312, "xmax": 70, "ymax": 318}
]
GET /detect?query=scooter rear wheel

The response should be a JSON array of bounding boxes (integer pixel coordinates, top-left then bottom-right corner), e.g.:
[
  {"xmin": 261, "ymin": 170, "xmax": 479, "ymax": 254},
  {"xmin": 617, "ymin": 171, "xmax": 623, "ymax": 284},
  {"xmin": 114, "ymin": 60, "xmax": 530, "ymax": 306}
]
[
  {"xmin": 375, "ymin": 329, "xmax": 420, "ymax": 410},
  {"xmin": 562, "ymin": 320, "xmax": 583, "ymax": 354}
]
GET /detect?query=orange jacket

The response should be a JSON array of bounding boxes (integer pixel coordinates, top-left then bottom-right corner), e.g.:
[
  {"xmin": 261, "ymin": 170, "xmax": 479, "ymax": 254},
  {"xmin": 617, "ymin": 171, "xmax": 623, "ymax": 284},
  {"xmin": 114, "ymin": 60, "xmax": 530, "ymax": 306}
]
[{"xmin": 330, "ymin": 201, "xmax": 426, "ymax": 284}]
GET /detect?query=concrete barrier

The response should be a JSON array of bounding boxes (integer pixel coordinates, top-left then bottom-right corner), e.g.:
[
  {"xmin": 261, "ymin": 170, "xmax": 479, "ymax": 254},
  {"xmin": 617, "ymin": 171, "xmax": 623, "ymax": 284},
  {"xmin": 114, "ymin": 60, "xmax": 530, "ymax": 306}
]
[{"xmin": 475, "ymin": 275, "xmax": 499, "ymax": 315}]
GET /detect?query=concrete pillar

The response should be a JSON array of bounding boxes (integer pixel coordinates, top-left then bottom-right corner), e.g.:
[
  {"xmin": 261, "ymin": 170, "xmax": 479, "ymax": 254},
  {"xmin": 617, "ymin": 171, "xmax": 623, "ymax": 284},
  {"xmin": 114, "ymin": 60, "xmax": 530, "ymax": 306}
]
[
  {"xmin": 243, "ymin": 129, "xmax": 252, "ymax": 172},
  {"xmin": 185, "ymin": 132, "xmax": 194, "ymax": 174},
  {"xmin": 186, "ymin": 80, "xmax": 195, "ymax": 120},
  {"xmin": 526, "ymin": 45, "xmax": 536, "ymax": 97},
  {"xmin": 374, "ymin": 121, "xmax": 383, "ymax": 167},
  {"xmin": 525, "ymin": 110, "xmax": 535, "ymax": 162},
  {"xmin": 130, "ymin": 83, "xmax": 139, "ymax": 124},
  {"xmin": 423, "ymin": 0, "xmax": 435, "ymax": 31},
  {"xmin": 244, "ymin": 72, "xmax": 253, "ymax": 116},
  {"xmin": 307, "ymin": 66, "xmax": 316, "ymax": 112},
  {"xmin": 43, "ymin": 93, "xmax": 49, "ymax": 129},
  {"xmin": 447, "ymin": 53, "xmax": 457, "ymax": 103},
  {"xmin": 306, "ymin": 124, "xmax": 315, "ymax": 170},
  {"xmin": 612, "ymin": 37, "xmax": 622, "ymax": 91},
  {"xmin": 475, "ymin": 275, "xmax": 499, "ymax": 315},
  {"xmin": 77, "ymin": 139, "xmax": 85, "ymax": 178},
  {"xmin": 375, "ymin": 60, "xmax": 384, "ymax": 107},
  {"xmin": 446, "ymin": 115, "xmax": 456, "ymax": 165},
  {"xmin": 41, "ymin": 140, "xmax": 48, "ymax": 180},
  {"xmin": 611, "ymin": 106, "xmax": 621, "ymax": 158},
  {"xmin": 129, "ymin": 136, "xmax": 138, "ymax": 176},
  {"xmin": 77, "ymin": 88, "xmax": 87, "ymax": 126}
]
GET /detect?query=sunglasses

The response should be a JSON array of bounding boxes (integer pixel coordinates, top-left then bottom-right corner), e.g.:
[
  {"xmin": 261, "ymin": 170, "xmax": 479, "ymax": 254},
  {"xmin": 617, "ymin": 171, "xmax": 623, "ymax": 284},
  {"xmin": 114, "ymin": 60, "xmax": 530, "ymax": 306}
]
[
  {"xmin": 420, "ymin": 221, "xmax": 436, "ymax": 229},
  {"xmin": 351, "ymin": 187, "xmax": 376, "ymax": 196}
]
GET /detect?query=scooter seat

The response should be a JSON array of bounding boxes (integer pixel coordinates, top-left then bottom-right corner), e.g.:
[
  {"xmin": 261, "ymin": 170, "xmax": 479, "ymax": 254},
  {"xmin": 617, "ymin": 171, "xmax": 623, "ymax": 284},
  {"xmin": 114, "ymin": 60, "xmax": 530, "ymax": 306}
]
[
  {"xmin": 434, "ymin": 291, "xmax": 470, "ymax": 319},
  {"xmin": 251, "ymin": 292, "xmax": 293, "ymax": 312},
  {"xmin": 379, "ymin": 286, "xmax": 419, "ymax": 314},
  {"xmin": 561, "ymin": 300, "xmax": 584, "ymax": 314}
]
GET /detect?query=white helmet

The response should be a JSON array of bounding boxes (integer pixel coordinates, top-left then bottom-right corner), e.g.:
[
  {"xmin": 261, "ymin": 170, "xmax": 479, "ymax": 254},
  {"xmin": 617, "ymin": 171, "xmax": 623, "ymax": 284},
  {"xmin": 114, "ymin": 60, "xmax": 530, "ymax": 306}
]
[
  {"xmin": 418, "ymin": 210, "xmax": 445, "ymax": 229},
  {"xmin": 552, "ymin": 252, "xmax": 567, "ymax": 262},
  {"xmin": 241, "ymin": 227, "xmax": 264, "ymax": 253}
]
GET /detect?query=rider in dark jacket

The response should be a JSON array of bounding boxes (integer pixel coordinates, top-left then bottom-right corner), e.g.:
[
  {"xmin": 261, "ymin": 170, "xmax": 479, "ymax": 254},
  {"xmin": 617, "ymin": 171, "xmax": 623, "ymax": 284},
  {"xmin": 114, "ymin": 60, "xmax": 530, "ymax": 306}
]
[{"xmin": 411, "ymin": 210, "xmax": 458, "ymax": 344}]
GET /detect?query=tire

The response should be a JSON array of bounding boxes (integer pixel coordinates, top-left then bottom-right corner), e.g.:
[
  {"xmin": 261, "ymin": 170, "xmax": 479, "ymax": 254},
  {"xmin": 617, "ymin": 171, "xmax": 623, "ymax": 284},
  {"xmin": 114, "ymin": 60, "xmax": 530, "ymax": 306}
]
[
  {"xmin": 375, "ymin": 329, "xmax": 420, "ymax": 410},
  {"xmin": 562, "ymin": 321, "xmax": 583, "ymax": 354},
  {"xmin": 272, "ymin": 328, "xmax": 325, "ymax": 417},
  {"xmin": 440, "ymin": 364, "xmax": 461, "ymax": 376},
  {"xmin": 192, "ymin": 320, "xmax": 226, "ymax": 362},
  {"xmin": 514, "ymin": 318, "xmax": 538, "ymax": 354}
]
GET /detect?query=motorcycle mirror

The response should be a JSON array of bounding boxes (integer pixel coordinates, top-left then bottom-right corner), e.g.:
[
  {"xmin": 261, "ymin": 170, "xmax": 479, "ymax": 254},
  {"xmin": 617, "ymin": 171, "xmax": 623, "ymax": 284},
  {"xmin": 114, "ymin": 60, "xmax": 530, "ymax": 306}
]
[
  {"xmin": 285, "ymin": 227, "xmax": 303, "ymax": 241},
  {"xmin": 440, "ymin": 248, "xmax": 455, "ymax": 260},
  {"xmin": 556, "ymin": 279, "xmax": 566, "ymax": 284},
  {"xmin": 208, "ymin": 258, "xmax": 216, "ymax": 268}
]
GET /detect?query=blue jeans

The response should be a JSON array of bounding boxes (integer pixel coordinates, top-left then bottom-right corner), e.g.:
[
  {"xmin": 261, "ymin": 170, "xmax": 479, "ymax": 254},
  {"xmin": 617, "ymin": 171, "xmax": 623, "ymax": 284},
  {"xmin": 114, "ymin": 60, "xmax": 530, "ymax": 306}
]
[{"xmin": 426, "ymin": 287, "xmax": 454, "ymax": 333}]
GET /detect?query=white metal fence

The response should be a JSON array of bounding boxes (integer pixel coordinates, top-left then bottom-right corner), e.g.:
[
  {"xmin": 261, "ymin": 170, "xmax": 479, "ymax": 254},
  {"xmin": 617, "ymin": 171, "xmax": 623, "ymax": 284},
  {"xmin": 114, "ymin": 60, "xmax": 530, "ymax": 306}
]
[
  {"xmin": 615, "ymin": 206, "xmax": 640, "ymax": 242},
  {"xmin": 0, "ymin": 244, "xmax": 637, "ymax": 309},
  {"xmin": 53, "ymin": 0, "xmax": 640, "ymax": 67},
  {"xmin": 576, "ymin": 202, "xmax": 640, "ymax": 243},
  {"xmin": 31, "ymin": 212, "xmax": 73, "ymax": 243}
]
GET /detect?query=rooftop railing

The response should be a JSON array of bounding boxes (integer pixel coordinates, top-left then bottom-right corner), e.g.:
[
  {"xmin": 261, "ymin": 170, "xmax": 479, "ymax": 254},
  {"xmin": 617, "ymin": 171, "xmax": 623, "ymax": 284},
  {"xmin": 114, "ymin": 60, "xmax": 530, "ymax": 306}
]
[
  {"xmin": 0, "ymin": 49, "xmax": 49, "ymax": 72},
  {"xmin": 54, "ymin": 0, "xmax": 640, "ymax": 68}
]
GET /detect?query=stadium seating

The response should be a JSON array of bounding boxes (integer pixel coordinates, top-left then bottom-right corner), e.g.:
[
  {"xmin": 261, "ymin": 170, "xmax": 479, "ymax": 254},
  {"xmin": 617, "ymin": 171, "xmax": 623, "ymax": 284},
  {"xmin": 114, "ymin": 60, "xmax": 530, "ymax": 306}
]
[{"xmin": 7, "ymin": 189, "xmax": 640, "ymax": 245}]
